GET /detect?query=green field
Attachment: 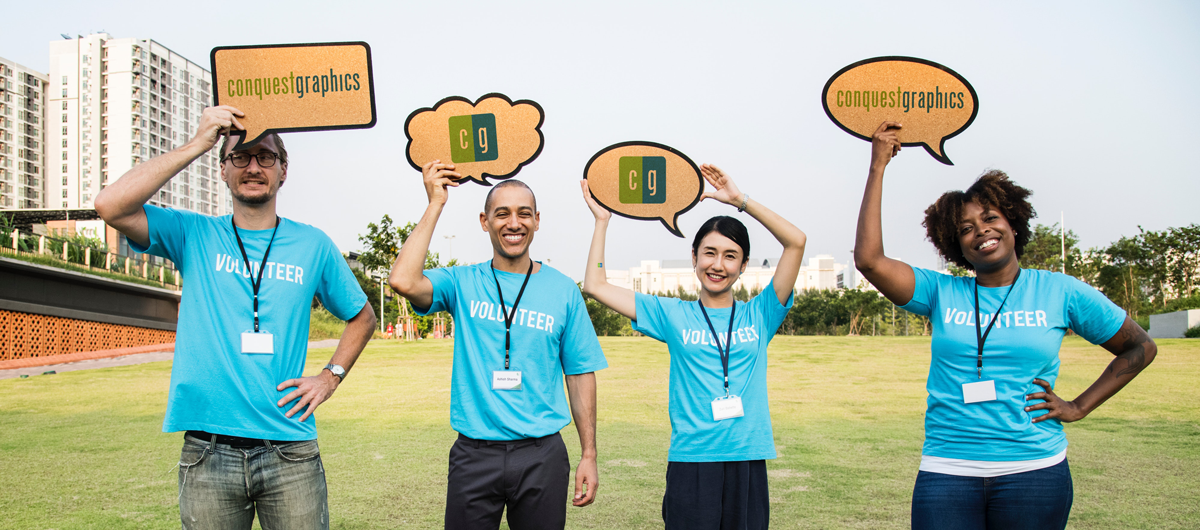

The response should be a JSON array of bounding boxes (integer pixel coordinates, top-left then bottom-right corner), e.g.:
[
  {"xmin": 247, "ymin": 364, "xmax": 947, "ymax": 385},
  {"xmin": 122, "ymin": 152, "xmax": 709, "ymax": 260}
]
[{"xmin": 1, "ymin": 336, "xmax": 1196, "ymax": 529}]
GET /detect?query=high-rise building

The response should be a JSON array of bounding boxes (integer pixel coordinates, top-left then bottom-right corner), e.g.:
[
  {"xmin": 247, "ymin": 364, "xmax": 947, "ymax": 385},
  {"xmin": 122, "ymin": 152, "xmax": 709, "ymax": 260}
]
[
  {"xmin": 0, "ymin": 57, "xmax": 48, "ymax": 209},
  {"xmin": 48, "ymin": 33, "xmax": 229, "ymax": 214}
]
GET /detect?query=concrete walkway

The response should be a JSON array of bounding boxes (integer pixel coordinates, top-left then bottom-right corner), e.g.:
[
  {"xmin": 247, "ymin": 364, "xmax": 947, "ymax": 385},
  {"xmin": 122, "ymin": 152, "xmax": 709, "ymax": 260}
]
[{"xmin": 0, "ymin": 340, "xmax": 343, "ymax": 380}]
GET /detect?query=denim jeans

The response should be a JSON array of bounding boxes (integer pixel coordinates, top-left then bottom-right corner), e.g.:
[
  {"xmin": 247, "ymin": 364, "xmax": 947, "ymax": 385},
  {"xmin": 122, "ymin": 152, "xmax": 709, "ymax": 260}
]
[
  {"xmin": 911, "ymin": 458, "xmax": 1073, "ymax": 530},
  {"xmin": 178, "ymin": 434, "xmax": 329, "ymax": 530}
]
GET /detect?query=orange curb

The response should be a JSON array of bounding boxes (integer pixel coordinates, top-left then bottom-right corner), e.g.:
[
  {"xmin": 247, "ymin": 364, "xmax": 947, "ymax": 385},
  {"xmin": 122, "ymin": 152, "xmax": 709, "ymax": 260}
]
[{"xmin": 0, "ymin": 342, "xmax": 175, "ymax": 370}]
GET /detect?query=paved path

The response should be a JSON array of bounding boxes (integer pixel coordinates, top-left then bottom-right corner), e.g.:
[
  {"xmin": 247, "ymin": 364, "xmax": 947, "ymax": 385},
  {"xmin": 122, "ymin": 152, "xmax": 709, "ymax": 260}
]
[{"xmin": 0, "ymin": 340, "xmax": 343, "ymax": 380}]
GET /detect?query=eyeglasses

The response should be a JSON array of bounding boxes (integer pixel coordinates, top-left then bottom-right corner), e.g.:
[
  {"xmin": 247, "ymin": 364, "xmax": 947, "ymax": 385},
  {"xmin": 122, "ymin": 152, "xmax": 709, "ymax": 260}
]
[{"xmin": 224, "ymin": 151, "xmax": 280, "ymax": 168}]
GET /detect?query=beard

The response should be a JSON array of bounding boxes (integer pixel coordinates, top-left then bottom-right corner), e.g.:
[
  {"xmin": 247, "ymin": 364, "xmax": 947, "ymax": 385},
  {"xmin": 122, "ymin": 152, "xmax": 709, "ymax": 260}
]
[{"xmin": 230, "ymin": 185, "xmax": 275, "ymax": 205}]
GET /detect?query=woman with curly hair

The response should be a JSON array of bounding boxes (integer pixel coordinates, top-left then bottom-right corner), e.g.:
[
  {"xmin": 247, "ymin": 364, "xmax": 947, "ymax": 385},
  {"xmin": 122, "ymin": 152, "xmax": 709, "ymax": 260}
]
[{"xmin": 854, "ymin": 121, "xmax": 1157, "ymax": 529}]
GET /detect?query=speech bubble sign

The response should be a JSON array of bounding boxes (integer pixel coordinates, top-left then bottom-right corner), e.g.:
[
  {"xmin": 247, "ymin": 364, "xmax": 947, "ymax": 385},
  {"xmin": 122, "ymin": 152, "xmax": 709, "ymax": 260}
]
[
  {"xmin": 822, "ymin": 56, "xmax": 978, "ymax": 165},
  {"xmin": 210, "ymin": 42, "xmax": 376, "ymax": 148},
  {"xmin": 405, "ymin": 93, "xmax": 545, "ymax": 186},
  {"xmin": 584, "ymin": 141, "xmax": 703, "ymax": 238}
]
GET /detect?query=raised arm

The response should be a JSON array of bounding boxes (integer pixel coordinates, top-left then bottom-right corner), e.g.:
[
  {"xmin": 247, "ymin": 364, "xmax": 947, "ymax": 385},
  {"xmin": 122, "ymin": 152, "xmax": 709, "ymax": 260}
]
[
  {"xmin": 699, "ymin": 164, "xmax": 806, "ymax": 305},
  {"xmin": 94, "ymin": 106, "xmax": 244, "ymax": 247},
  {"xmin": 579, "ymin": 180, "xmax": 636, "ymax": 320},
  {"xmin": 854, "ymin": 121, "xmax": 916, "ymax": 305},
  {"xmin": 1025, "ymin": 316, "xmax": 1157, "ymax": 423},
  {"xmin": 388, "ymin": 160, "xmax": 460, "ymax": 310}
]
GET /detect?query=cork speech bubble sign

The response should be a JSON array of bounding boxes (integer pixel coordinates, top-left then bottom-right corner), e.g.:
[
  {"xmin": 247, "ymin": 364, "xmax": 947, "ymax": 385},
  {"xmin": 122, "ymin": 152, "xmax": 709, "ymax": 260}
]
[
  {"xmin": 584, "ymin": 142, "xmax": 703, "ymax": 238},
  {"xmin": 822, "ymin": 56, "xmax": 978, "ymax": 165},
  {"xmin": 405, "ymin": 94, "xmax": 545, "ymax": 186},
  {"xmin": 210, "ymin": 42, "xmax": 376, "ymax": 148}
]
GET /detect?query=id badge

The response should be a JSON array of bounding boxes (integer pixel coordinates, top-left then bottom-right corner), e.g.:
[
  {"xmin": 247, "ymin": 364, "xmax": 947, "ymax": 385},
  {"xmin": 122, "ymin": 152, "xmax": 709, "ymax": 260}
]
[
  {"xmin": 962, "ymin": 380, "xmax": 997, "ymax": 404},
  {"xmin": 241, "ymin": 331, "xmax": 274, "ymax": 354},
  {"xmin": 711, "ymin": 395, "xmax": 745, "ymax": 421},
  {"xmin": 492, "ymin": 370, "xmax": 522, "ymax": 391}
]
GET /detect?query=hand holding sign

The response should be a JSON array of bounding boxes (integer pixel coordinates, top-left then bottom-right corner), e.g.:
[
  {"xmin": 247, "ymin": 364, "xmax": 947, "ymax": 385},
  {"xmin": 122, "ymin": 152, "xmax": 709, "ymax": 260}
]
[
  {"xmin": 822, "ymin": 56, "xmax": 977, "ymax": 165},
  {"xmin": 405, "ymin": 94, "xmax": 545, "ymax": 186},
  {"xmin": 583, "ymin": 142, "xmax": 703, "ymax": 238},
  {"xmin": 211, "ymin": 42, "xmax": 376, "ymax": 148}
]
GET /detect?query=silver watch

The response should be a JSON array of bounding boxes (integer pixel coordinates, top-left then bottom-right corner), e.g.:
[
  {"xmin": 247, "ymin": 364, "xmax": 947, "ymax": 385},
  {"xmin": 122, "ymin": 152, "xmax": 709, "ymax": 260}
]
[{"xmin": 324, "ymin": 363, "xmax": 347, "ymax": 381}]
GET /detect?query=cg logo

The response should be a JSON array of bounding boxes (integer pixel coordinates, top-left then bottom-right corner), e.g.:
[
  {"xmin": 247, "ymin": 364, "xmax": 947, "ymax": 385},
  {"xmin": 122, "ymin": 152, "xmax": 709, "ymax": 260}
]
[
  {"xmin": 448, "ymin": 113, "xmax": 499, "ymax": 163},
  {"xmin": 618, "ymin": 156, "xmax": 666, "ymax": 205}
]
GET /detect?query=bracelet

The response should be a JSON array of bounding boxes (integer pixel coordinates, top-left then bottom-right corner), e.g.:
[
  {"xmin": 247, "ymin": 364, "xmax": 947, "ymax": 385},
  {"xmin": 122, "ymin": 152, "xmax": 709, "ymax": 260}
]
[{"xmin": 737, "ymin": 194, "xmax": 749, "ymax": 213}]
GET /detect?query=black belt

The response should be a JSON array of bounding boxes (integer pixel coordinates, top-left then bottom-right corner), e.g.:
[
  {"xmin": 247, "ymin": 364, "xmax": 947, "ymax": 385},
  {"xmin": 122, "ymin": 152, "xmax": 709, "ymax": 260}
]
[
  {"xmin": 186, "ymin": 430, "xmax": 304, "ymax": 449},
  {"xmin": 456, "ymin": 432, "xmax": 558, "ymax": 449}
]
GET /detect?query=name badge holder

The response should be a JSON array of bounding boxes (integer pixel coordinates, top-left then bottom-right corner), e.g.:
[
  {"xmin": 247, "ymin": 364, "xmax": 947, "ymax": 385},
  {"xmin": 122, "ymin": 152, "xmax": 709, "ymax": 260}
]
[
  {"xmin": 490, "ymin": 259, "xmax": 534, "ymax": 391},
  {"xmin": 963, "ymin": 269, "xmax": 1020, "ymax": 404},
  {"xmin": 699, "ymin": 300, "xmax": 741, "ymax": 421},
  {"xmin": 241, "ymin": 330, "xmax": 275, "ymax": 354},
  {"xmin": 233, "ymin": 216, "xmax": 280, "ymax": 355}
]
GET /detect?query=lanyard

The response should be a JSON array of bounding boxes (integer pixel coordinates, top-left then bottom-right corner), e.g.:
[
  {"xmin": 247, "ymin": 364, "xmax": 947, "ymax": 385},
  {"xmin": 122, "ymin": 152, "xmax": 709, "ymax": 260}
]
[
  {"xmin": 490, "ymin": 259, "xmax": 534, "ymax": 370},
  {"xmin": 698, "ymin": 300, "xmax": 737, "ymax": 396},
  {"xmin": 232, "ymin": 216, "xmax": 280, "ymax": 333},
  {"xmin": 974, "ymin": 268, "xmax": 1020, "ymax": 379}
]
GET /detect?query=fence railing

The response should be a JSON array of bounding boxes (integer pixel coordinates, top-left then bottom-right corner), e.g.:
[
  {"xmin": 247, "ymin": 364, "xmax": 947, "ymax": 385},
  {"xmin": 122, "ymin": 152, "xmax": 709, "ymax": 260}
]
[{"xmin": 1, "ymin": 228, "xmax": 181, "ymax": 290}]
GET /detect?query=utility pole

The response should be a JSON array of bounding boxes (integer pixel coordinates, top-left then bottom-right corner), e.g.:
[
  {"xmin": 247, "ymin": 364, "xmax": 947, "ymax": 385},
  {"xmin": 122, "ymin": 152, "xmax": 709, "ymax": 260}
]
[
  {"xmin": 1060, "ymin": 211, "xmax": 1066, "ymax": 274},
  {"xmin": 380, "ymin": 275, "xmax": 385, "ymax": 335}
]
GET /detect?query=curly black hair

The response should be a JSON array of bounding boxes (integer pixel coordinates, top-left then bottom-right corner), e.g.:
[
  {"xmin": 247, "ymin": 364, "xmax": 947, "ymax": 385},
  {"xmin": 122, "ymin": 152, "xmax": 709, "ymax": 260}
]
[{"xmin": 922, "ymin": 170, "xmax": 1036, "ymax": 271}]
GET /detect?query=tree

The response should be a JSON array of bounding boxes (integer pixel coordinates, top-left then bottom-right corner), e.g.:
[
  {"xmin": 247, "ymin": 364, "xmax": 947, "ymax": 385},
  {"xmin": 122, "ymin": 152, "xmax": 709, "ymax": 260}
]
[
  {"xmin": 580, "ymin": 284, "xmax": 632, "ymax": 336},
  {"xmin": 733, "ymin": 284, "xmax": 750, "ymax": 302},
  {"xmin": 357, "ymin": 215, "xmax": 457, "ymax": 337},
  {"xmin": 1021, "ymin": 222, "xmax": 1083, "ymax": 276}
]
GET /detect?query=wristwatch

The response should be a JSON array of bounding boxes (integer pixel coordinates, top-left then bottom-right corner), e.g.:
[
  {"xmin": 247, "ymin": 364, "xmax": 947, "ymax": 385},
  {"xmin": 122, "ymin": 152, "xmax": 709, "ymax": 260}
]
[{"xmin": 323, "ymin": 363, "xmax": 347, "ymax": 382}]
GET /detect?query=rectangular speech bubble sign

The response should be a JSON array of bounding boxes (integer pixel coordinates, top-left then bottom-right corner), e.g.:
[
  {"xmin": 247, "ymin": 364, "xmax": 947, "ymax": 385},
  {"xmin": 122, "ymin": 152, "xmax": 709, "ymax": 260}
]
[{"xmin": 211, "ymin": 42, "xmax": 376, "ymax": 148}]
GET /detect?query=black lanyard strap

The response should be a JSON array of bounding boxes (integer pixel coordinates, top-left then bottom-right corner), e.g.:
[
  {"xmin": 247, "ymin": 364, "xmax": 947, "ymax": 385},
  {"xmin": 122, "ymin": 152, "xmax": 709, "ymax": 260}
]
[
  {"xmin": 698, "ymin": 300, "xmax": 737, "ymax": 396},
  {"xmin": 974, "ymin": 268, "xmax": 1021, "ymax": 379},
  {"xmin": 490, "ymin": 259, "xmax": 534, "ymax": 370},
  {"xmin": 232, "ymin": 216, "xmax": 281, "ymax": 333}
]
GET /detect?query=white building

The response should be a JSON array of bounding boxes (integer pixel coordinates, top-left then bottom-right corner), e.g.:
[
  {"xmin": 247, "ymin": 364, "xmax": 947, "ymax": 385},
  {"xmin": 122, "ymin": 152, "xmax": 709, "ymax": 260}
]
[
  {"xmin": 48, "ymin": 33, "xmax": 228, "ymax": 214},
  {"xmin": 0, "ymin": 57, "xmax": 48, "ymax": 209},
  {"xmin": 607, "ymin": 254, "xmax": 849, "ymax": 295}
]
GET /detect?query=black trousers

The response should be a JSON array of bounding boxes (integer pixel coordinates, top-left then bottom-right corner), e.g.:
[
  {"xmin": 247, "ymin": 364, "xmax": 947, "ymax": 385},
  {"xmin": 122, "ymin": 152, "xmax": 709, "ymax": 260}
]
[
  {"xmin": 445, "ymin": 432, "xmax": 570, "ymax": 530},
  {"xmin": 663, "ymin": 460, "xmax": 770, "ymax": 530}
]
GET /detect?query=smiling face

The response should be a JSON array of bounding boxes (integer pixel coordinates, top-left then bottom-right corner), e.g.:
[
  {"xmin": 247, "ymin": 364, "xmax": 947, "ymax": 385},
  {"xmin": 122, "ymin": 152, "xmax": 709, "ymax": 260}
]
[
  {"xmin": 957, "ymin": 200, "xmax": 1018, "ymax": 272},
  {"xmin": 480, "ymin": 185, "xmax": 539, "ymax": 261},
  {"xmin": 692, "ymin": 231, "xmax": 748, "ymax": 296},
  {"xmin": 220, "ymin": 136, "xmax": 287, "ymax": 206}
]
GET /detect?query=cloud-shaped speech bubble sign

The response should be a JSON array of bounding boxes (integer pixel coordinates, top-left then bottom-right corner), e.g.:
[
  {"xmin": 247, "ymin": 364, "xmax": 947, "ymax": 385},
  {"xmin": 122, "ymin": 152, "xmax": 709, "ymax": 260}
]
[
  {"xmin": 584, "ymin": 142, "xmax": 703, "ymax": 238},
  {"xmin": 822, "ymin": 56, "xmax": 978, "ymax": 165},
  {"xmin": 211, "ymin": 42, "xmax": 376, "ymax": 149},
  {"xmin": 405, "ymin": 94, "xmax": 545, "ymax": 186}
]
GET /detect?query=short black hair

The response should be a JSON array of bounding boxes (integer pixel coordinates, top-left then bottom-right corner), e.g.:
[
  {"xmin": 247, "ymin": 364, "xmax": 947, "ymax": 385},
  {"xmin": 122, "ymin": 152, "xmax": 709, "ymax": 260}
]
[
  {"xmin": 922, "ymin": 170, "xmax": 1036, "ymax": 270},
  {"xmin": 692, "ymin": 216, "xmax": 750, "ymax": 263},
  {"xmin": 220, "ymin": 133, "xmax": 288, "ymax": 168},
  {"xmin": 483, "ymin": 179, "xmax": 537, "ymax": 213}
]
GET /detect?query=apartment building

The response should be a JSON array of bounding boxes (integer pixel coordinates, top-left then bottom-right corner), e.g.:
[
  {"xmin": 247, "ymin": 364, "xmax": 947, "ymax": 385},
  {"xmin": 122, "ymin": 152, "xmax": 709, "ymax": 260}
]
[
  {"xmin": 47, "ymin": 33, "xmax": 229, "ymax": 214},
  {"xmin": 0, "ymin": 57, "xmax": 48, "ymax": 209}
]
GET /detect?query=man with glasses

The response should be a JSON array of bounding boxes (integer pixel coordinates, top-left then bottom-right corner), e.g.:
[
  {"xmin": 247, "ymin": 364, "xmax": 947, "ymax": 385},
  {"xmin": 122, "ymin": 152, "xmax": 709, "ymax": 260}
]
[{"xmin": 95, "ymin": 105, "xmax": 376, "ymax": 530}]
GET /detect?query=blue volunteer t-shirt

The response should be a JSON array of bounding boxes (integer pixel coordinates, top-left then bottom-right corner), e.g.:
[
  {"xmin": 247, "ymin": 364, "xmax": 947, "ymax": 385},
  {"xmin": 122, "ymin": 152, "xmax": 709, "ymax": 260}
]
[
  {"xmin": 901, "ymin": 266, "xmax": 1125, "ymax": 461},
  {"xmin": 132, "ymin": 205, "xmax": 367, "ymax": 441},
  {"xmin": 633, "ymin": 280, "xmax": 793, "ymax": 462},
  {"xmin": 415, "ymin": 261, "xmax": 607, "ymax": 441}
]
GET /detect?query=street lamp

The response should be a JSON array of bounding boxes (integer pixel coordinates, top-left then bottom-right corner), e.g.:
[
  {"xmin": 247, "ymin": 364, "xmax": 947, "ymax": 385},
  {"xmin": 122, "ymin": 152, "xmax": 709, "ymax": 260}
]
[{"xmin": 444, "ymin": 234, "xmax": 456, "ymax": 263}]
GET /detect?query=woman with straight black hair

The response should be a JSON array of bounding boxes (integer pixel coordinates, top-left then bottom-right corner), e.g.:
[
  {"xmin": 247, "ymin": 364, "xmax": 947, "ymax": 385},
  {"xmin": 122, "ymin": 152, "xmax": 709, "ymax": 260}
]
[
  {"xmin": 854, "ymin": 121, "xmax": 1156, "ymax": 529},
  {"xmin": 581, "ymin": 164, "xmax": 806, "ymax": 530}
]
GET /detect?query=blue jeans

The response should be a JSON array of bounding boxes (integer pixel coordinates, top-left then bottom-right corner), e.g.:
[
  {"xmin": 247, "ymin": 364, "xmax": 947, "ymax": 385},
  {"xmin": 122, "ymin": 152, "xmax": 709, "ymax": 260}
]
[
  {"xmin": 911, "ymin": 458, "xmax": 1073, "ymax": 530},
  {"xmin": 178, "ymin": 434, "xmax": 329, "ymax": 530}
]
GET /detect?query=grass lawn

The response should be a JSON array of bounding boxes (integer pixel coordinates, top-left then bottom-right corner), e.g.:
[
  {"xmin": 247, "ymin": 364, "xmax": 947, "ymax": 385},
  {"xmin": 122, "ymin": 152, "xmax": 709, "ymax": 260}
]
[{"xmin": 1, "ymin": 336, "xmax": 1196, "ymax": 529}]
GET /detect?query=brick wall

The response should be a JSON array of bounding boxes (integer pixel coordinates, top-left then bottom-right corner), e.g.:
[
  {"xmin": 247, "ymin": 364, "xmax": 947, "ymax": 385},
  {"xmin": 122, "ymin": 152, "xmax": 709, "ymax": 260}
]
[{"xmin": 0, "ymin": 309, "xmax": 175, "ymax": 361}]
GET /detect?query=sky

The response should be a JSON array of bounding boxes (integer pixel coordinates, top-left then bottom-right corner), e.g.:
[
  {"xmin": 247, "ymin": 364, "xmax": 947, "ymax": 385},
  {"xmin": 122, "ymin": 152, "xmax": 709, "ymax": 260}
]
[{"xmin": 4, "ymin": 1, "xmax": 1198, "ymax": 280}]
